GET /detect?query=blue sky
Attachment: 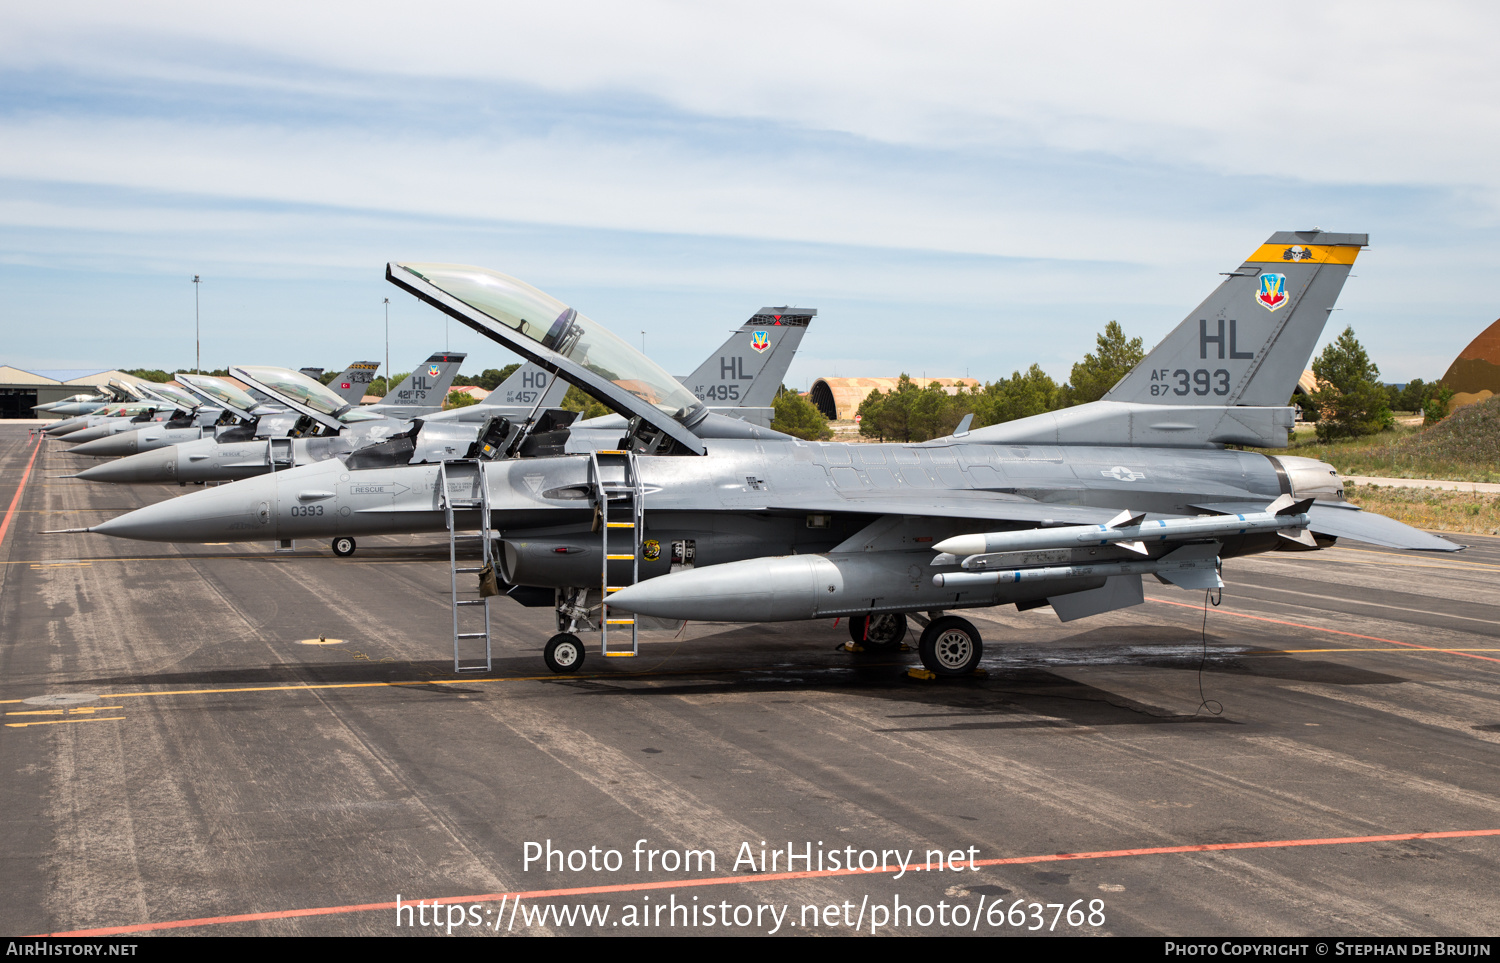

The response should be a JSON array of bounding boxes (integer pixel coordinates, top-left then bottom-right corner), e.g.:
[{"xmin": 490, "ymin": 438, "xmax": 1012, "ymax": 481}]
[{"xmin": 3, "ymin": 2, "xmax": 1498, "ymax": 387}]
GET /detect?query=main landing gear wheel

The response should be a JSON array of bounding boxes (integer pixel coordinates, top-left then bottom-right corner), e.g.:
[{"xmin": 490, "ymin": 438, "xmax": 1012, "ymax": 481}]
[
  {"xmin": 918, "ymin": 616, "xmax": 983, "ymax": 677},
  {"xmin": 848, "ymin": 613, "xmax": 908, "ymax": 651},
  {"xmin": 330, "ymin": 536, "xmax": 357, "ymax": 557},
  {"xmin": 544, "ymin": 633, "xmax": 586, "ymax": 674}
]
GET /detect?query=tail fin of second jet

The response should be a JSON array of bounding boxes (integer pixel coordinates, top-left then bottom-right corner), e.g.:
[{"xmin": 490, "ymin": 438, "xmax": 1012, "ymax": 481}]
[
  {"xmin": 382, "ymin": 352, "xmax": 466, "ymax": 408},
  {"xmin": 1104, "ymin": 231, "xmax": 1366, "ymax": 407},
  {"xmin": 682, "ymin": 307, "xmax": 813, "ymax": 408},
  {"xmin": 327, "ymin": 361, "xmax": 382, "ymax": 404},
  {"xmin": 488, "ymin": 363, "xmax": 571, "ymax": 408}
]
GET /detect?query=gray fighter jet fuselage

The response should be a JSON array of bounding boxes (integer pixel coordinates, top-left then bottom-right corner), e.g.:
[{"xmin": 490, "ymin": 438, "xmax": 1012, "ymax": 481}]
[{"xmin": 73, "ymin": 234, "xmax": 1462, "ymax": 678}]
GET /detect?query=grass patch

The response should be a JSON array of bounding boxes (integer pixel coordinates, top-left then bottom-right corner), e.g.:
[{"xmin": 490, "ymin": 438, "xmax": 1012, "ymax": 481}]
[
  {"xmin": 1344, "ymin": 483, "xmax": 1500, "ymax": 536},
  {"xmin": 1255, "ymin": 397, "xmax": 1500, "ymax": 483}
]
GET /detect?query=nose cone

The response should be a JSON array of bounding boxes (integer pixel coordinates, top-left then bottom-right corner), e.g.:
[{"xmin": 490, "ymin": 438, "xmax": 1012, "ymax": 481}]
[
  {"xmin": 45, "ymin": 417, "xmax": 89, "ymax": 436},
  {"xmin": 69, "ymin": 432, "xmax": 141, "ymax": 457},
  {"xmin": 75, "ymin": 448, "xmax": 179, "ymax": 484},
  {"xmin": 65, "ymin": 423, "xmax": 121, "ymax": 444},
  {"xmin": 91, "ymin": 474, "xmax": 279, "ymax": 542}
]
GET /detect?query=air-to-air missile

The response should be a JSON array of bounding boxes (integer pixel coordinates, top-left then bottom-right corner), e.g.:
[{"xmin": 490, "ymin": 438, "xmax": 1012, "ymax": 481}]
[{"xmin": 63, "ymin": 234, "xmax": 1463, "ymax": 679}]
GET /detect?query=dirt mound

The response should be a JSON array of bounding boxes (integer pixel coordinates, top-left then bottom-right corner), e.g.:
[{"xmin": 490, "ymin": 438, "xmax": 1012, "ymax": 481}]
[{"xmin": 1395, "ymin": 394, "xmax": 1500, "ymax": 464}]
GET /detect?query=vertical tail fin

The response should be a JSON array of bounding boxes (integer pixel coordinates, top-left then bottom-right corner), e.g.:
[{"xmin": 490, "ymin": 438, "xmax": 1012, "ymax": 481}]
[
  {"xmin": 327, "ymin": 361, "xmax": 382, "ymax": 404},
  {"xmin": 489, "ymin": 363, "xmax": 571, "ymax": 408},
  {"xmin": 1105, "ymin": 231, "xmax": 1366, "ymax": 407},
  {"xmin": 682, "ymin": 307, "xmax": 814, "ymax": 407},
  {"xmin": 384, "ymin": 351, "xmax": 466, "ymax": 408}
]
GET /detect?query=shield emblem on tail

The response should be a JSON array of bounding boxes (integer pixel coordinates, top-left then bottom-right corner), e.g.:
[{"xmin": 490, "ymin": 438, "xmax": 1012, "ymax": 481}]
[
  {"xmin": 428, "ymin": 364, "xmax": 441, "ymax": 378},
  {"xmin": 1256, "ymin": 273, "xmax": 1288, "ymax": 311},
  {"xmin": 750, "ymin": 331, "xmax": 770, "ymax": 353}
]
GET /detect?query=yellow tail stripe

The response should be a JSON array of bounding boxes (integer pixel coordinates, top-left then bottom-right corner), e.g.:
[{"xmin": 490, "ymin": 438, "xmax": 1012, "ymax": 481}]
[{"xmin": 1245, "ymin": 244, "xmax": 1359, "ymax": 266}]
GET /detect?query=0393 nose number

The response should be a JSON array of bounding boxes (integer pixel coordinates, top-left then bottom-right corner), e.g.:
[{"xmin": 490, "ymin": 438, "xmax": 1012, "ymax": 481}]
[{"xmin": 289, "ymin": 505, "xmax": 324, "ymax": 516}]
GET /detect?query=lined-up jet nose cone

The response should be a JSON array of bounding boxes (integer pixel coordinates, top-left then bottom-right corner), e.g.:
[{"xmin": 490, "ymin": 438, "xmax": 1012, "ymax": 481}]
[
  {"xmin": 65, "ymin": 424, "xmax": 119, "ymax": 444},
  {"xmin": 46, "ymin": 418, "xmax": 88, "ymax": 436},
  {"xmin": 75, "ymin": 449, "xmax": 178, "ymax": 484},
  {"xmin": 90, "ymin": 480, "xmax": 274, "ymax": 542},
  {"xmin": 69, "ymin": 434, "xmax": 139, "ymax": 457}
]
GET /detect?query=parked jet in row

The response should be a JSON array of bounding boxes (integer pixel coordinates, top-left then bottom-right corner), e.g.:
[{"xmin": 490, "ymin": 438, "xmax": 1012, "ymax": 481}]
[{"xmin": 67, "ymin": 233, "xmax": 1456, "ymax": 679}]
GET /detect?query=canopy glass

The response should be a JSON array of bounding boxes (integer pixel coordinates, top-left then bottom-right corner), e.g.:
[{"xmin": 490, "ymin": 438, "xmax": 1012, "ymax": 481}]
[
  {"xmin": 235, "ymin": 366, "xmax": 351, "ymax": 417},
  {"xmin": 394, "ymin": 263, "xmax": 703, "ymax": 421}
]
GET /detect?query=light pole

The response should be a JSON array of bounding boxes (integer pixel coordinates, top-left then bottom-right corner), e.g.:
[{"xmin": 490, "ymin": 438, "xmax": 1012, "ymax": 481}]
[
  {"xmin": 383, "ymin": 298, "xmax": 390, "ymax": 395},
  {"xmin": 193, "ymin": 275, "xmax": 201, "ymax": 374}
]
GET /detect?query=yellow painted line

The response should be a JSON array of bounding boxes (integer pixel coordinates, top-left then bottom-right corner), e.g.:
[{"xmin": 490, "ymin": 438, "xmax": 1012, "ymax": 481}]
[
  {"xmin": 1245, "ymin": 648, "xmax": 1500, "ymax": 655},
  {"xmin": 6, "ymin": 706, "xmax": 124, "ymax": 716},
  {"xmin": 29, "ymin": 562, "xmax": 91, "ymax": 568},
  {"xmin": 1247, "ymin": 243, "xmax": 1359, "ymax": 265},
  {"xmin": 6, "ymin": 717, "xmax": 125, "ymax": 728}
]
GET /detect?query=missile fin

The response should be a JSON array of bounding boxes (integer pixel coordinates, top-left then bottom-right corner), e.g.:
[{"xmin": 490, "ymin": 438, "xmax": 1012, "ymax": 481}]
[
  {"xmin": 1116, "ymin": 539, "xmax": 1149, "ymax": 555},
  {"xmin": 1279, "ymin": 527, "xmax": 1317, "ymax": 547},
  {"xmin": 1106, "ymin": 508, "xmax": 1147, "ymax": 529}
]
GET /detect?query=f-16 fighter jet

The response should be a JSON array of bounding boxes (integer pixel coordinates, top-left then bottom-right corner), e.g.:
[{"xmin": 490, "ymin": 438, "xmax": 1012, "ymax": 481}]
[{"xmin": 70, "ymin": 233, "xmax": 1460, "ymax": 679}]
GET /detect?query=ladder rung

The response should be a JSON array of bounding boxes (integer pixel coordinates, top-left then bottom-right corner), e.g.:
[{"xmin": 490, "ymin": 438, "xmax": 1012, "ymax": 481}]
[
  {"xmin": 452, "ymin": 533, "xmax": 486, "ymax": 539},
  {"xmin": 605, "ymin": 521, "xmax": 634, "ymax": 528},
  {"xmin": 606, "ymin": 554, "xmax": 635, "ymax": 560},
  {"xmin": 603, "ymin": 652, "xmax": 637, "ymax": 658},
  {"xmin": 455, "ymin": 566, "xmax": 484, "ymax": 573},
  {"xmin": 598, "ymin": 449, "xmax": 627, "ymax": 455},
  {"xmin": 456, "ymin": 599, "xmax": 486, "ymax": 606},
  {"xmin": 456, "ymin": 632, "xmax": 489, "ymax": 639},
  {"xmin": 605, "ymin": 618, "xmax": 635, "ymax": 625},
  {"xmin": 605, "ymin": 586, "xmax": 625, "ymax": 592}
]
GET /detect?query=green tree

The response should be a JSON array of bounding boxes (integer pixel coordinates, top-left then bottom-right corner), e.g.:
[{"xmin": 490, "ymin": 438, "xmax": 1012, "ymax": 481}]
[
  {"xmin": 443, "ymin": 389, "xmax": 481, "ymax": 409},
  {"xmin": 1423, "ymin": 383, "xmax": 1455, "ymax": 426},
  {"xmin": 770, "ymin": 388, "xmax": 833, "ymax": 440},
  {"xmin": 967, "ymin": 364, "xmax": 1061, "ymax": 427},
  {"xmin": 453, "ymin": 364, "xmax": 520, "ymax": 391},
  {"xmin": 1065, "ymin": 321, "xmax": 1145, "ymax": 405},
  {"xmin": 560, "ymin": 384, "xmax": 612, "ymax": 420},
  {"xmin": 1309, "ymin": 327, "xmax": 1394, "ymax": 441},
  {"xmin": 367, "ymin": 372, "xmax": 410, "ymax": 398},
  {"xmin": 855, "ymin": 376, "xmax": 963, "ymax": 442},
  {"xmin": 121, "ymin": 368, "xmax": 173, "ymax": 383}
]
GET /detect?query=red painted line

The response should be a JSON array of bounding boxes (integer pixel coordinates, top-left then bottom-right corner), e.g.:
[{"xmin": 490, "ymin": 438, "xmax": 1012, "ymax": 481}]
[
  {"xmin": 37, "ymin": 828, "xmax": 1500, "ymax": 936},
  {"xmin": 1147, "ymin": 595, "xmax": 1500, "ymax": 665},
  {"xmin": 0, "ymin": 434, "xmax": 43, "ymax": 548}
]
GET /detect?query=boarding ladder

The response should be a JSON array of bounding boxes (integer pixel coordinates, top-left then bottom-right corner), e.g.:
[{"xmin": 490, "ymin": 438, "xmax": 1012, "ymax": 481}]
[
  {"xmin": 439, "ymin": 459, "xmax": 493, "ymax": 672},
  {"xmin": 591, "ymin": 449, "xmax": 645, "ymax": 658}
]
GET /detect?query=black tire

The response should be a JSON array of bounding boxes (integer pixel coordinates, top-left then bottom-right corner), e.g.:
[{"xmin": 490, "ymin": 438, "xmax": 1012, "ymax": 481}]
[
  {"xmin": 918, "ymin": 616, "xmax": 983, "ymax": 676},
  {"xmin": 848, "ymin": 613, "xmax": 908, "ymax": 651},
  {"xmin": 331, "ymin": 536, "xmax": 357, "ymax": 557},
  {"xmin": 544, "ymin": 633, "xmax": 586, "ymax": 674}
]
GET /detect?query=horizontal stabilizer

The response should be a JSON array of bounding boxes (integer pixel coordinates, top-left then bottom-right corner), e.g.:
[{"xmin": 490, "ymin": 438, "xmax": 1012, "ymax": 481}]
[{"xmin": 1193, "ymin": 501, "xmax": 1463, "ymax": 552}]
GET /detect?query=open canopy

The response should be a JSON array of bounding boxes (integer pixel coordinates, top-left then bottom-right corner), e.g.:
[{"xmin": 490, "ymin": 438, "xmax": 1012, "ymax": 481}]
[{"xmin": 387, "ymin": 262, "xmax": 707, "ymax": 454}]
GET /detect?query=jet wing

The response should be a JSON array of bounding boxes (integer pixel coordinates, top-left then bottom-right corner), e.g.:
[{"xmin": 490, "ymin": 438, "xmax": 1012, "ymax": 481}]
[{"xmin": 1191, "ymin": 500, "xmax": 1462, "ymax": 552}]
